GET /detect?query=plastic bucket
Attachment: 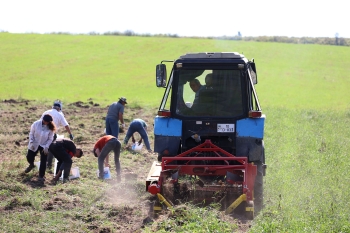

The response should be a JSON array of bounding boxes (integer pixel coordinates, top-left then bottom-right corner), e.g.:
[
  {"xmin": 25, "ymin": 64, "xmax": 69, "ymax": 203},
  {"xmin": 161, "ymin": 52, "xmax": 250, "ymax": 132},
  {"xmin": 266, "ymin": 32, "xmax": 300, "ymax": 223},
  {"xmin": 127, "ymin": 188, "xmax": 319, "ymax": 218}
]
[
  {"xmin": 132, "ymin": 143, "xmax": 143, "ymax": 151},
  {"xmin": 69, "ymin": 167, "xmax": 80, "ymax": 179},
  {"xmin": 53, "ymin": 158, "xmax": 59, "ymax": 176},
  {"xmin": 35, "ymin": 161, "xmax": 40, "ymax": 170},
  {"xmin": 97, "ymin": 167, "xmax": 111, "ymax": 179},
  {"xmin": 54, "ymin": 158, "xmax": 80, "ymax": 180}
]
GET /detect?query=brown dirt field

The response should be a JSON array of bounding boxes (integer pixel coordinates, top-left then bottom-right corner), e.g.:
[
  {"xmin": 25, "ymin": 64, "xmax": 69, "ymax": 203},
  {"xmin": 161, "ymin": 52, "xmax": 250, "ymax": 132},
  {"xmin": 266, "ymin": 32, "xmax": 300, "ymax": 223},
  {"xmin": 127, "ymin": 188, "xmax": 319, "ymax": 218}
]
[{"xmin": 0, "ymin": 99, "xmax": 251, "ymax": 232}]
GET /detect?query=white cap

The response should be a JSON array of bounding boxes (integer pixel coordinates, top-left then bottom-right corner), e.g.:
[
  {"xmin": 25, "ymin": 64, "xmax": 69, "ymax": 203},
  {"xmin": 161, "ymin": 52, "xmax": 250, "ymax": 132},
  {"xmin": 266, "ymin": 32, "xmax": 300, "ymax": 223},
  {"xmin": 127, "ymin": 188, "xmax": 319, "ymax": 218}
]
[{"xmin": 53, "ymin": 100, "xmax": 62, "ymax": 110}]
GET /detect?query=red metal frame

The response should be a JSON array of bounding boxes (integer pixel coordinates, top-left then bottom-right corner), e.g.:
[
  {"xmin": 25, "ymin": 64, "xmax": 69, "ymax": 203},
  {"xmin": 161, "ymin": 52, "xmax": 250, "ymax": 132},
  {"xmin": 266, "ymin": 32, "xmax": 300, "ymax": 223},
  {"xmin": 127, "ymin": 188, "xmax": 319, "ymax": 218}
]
[{"xmin": 158, "ymin": 140, "xmax": 257, "ymax": 201}]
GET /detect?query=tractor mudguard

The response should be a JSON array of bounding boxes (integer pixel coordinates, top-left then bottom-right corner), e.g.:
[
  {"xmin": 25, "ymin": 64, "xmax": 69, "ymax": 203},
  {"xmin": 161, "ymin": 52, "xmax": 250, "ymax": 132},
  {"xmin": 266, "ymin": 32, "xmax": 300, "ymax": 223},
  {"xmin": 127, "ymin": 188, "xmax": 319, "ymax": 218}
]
[
  {"xmin": 236, "ymin": 117, "xmax": 265, "ymax": 162},
  {"xmin": 236, "ymin": 117, "xmax": 265, "ymax": 138},
  {"xmin": 154, "ymin": 117, "xmax": 182, "ymax": 155}
]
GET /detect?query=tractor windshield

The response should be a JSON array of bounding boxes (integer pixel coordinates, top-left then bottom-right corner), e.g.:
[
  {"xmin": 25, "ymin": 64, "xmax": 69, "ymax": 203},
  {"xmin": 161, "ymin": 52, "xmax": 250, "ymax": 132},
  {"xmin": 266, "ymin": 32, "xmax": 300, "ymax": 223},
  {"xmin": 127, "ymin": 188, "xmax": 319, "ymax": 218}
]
[{"xmin": 175, "ymin": 69, "xmax": 243, "ymax": 117}]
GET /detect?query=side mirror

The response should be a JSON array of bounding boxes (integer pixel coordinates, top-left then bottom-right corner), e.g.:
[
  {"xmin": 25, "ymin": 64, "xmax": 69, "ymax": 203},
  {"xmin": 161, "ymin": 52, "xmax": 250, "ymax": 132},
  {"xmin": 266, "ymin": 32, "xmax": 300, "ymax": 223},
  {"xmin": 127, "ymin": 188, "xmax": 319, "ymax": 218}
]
[{"xmin": 156, "ymin": 64, "xmax": 167, "ymax": 87}]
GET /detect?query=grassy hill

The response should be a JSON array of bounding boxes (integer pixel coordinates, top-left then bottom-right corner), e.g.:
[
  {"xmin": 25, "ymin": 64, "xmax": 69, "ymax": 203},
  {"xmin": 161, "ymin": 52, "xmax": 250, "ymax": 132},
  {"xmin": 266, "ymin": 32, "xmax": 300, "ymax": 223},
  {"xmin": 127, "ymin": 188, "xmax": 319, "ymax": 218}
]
[{"xmin": 1, "ymin": 33, "xmax": 350, "ymax": 109}]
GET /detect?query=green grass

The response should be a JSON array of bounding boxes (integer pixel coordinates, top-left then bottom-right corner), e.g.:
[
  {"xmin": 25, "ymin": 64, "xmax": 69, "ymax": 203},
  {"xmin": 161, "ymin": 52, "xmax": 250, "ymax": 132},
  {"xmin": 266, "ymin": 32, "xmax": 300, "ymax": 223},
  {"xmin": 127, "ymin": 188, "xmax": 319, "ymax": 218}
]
[
  {"xmin": 144, "ymin": 204, "xmax": 238, "ymax": 233},
  {"xmin": 1, "ymin": 33, "xmax": 350, "ymax": 109},
  {"xmin": 250, "ymin": 107, "xmax": 350, "ymax": 232}
]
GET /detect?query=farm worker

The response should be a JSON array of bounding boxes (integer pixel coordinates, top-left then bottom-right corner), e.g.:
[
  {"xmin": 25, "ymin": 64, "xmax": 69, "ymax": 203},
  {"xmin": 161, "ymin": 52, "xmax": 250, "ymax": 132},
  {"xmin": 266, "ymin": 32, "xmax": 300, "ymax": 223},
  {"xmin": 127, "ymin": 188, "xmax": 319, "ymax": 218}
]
[
  {"xmin": 49, "ymin": 138, "xmax": 83, "ymax": 183},
  {"xmin": 24, "ymin": 114, "xmax": 56, "ymax": 182},
  {"xmin": 105, "ymin": 97, "xmax": 127, "ymax": 138},
  {"xmin": 41, "ymin": 100, "xmax": 74, "ymax": 171},
  {"xmin": 189, "ymin": 79, "xmax": 204, "ymax": 109},
  {"xmin": 93, "ymin": 135, "xmax": 122, "ymax": 182},
  {"xmin": 123, "ymin": 119, "xmax": 152, "ymax": 152}
]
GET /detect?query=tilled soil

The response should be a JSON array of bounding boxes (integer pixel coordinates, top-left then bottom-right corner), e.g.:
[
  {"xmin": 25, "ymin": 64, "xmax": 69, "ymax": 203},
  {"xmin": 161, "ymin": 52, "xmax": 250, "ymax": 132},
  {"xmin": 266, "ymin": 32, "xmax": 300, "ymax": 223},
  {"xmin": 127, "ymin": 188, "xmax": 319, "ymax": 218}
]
[{"xmin": 0, "ymin": 99, "xmax": 251, "ymax": 232}]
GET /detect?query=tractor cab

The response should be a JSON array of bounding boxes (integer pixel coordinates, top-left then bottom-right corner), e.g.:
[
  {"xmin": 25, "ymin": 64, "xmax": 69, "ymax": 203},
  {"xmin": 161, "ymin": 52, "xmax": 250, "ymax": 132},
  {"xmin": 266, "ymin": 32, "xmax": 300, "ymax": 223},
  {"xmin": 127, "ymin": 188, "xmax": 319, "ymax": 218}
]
[{"xmin": 154, "ymin": 53, "xmax": 263, "ymax": 161}]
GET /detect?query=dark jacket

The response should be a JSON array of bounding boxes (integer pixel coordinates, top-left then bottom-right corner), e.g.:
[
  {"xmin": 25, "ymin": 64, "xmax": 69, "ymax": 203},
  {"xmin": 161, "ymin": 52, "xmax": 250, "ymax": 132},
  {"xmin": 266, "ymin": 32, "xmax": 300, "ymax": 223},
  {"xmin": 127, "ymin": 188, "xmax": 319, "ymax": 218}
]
[{"xmin": 51, "ymin": 138, "xmax": 76, "ymax": 154}]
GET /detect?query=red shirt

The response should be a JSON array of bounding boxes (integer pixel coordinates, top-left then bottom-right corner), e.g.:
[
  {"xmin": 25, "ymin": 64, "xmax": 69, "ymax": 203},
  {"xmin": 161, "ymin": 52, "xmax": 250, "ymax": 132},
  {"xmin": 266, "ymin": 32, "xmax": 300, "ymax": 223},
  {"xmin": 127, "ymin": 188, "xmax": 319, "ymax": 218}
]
[
  {"xmin": 66, "ymin": 150, "xmax": 74, "ymax": 158},
  {"xmin": 94, "ymin": 135, "xmax": 115, "ymax": 151}
]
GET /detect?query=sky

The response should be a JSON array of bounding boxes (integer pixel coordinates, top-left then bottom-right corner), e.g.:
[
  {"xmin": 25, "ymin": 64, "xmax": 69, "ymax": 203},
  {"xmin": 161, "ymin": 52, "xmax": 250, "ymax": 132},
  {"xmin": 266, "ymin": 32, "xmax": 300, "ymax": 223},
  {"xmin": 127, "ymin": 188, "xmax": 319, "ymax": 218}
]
[{"xmin": 0, "ymin": 0, "xmax": 348, "ymax": 38}]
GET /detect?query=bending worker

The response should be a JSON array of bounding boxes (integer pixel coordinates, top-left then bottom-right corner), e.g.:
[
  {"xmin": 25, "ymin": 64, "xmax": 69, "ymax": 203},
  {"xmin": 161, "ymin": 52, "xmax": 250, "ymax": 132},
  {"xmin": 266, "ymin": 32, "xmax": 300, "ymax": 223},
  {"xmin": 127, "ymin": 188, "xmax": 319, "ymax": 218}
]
[
  {"xmin": 123, "ymin": 118, "xmax": 152, "ymax": 152},
  {"xmin": 49, "ymin": 138, "xmax": 83, "ymax": 183},
  {"xmin": 93, "ymin": 135, "xmax": 122, "ymax": 182}
]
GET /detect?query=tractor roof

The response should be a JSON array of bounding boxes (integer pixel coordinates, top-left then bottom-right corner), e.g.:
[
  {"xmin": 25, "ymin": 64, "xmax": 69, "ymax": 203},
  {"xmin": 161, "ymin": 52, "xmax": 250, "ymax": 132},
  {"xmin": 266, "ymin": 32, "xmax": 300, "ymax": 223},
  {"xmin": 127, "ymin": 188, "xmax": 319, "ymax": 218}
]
[{"xmin": 179, "ymin": 52, "xmax": 245, "ymax": 59}]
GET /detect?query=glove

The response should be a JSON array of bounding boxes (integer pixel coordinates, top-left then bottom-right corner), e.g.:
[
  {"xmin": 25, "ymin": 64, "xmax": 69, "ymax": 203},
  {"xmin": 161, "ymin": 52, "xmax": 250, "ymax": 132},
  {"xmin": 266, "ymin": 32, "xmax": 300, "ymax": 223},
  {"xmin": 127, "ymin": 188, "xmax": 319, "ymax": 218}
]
[
  {"xmin": 121, "ymin": 123, "xmax": 125, "ymax": 129},
  {"xmin": 43, "ymin": 147, "xmax": 49, "ymax": 155},
  {"xmin": 69, "ymin": 134, "xmax": 74, "ymax": 140},
  {"xmin": 191, "ymin": 134, "xmax": 201, "ymax": 143}
]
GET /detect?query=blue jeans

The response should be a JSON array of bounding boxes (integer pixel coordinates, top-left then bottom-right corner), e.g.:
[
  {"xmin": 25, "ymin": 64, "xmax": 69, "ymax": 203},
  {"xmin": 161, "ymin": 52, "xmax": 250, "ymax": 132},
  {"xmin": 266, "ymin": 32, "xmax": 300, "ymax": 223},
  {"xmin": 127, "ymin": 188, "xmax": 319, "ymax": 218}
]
[
  {"xmin": 98, "ymin": 138, "xmax": 121, "ymax": 178},
  {"xmin": 105, "ymin": 117, "xmax": 119, "ymax": 138},
  {"xmin": 124, "ymin": 121, "xmax": 151, "ymax": 150}
]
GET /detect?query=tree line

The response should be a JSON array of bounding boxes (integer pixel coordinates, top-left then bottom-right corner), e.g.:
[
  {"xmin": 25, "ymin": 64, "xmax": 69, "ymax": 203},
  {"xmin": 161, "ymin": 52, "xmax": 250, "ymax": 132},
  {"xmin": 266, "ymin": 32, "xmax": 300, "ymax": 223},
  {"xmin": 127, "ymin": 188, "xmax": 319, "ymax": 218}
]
[
  {"xmin": 1, "ymin": 29, "xmax": 348, "ymax": 46},
  {"xmin": 84, "ymin": 31, "xmax": 350, "ymax": 47}
]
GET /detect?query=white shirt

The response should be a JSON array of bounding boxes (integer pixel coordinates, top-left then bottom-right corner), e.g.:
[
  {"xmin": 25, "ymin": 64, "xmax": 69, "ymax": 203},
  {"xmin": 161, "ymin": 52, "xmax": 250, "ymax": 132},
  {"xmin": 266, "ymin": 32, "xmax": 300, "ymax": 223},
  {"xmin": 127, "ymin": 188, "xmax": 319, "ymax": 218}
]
[
  {"xmin": 28, "ymin": 119, "xmax": 54, "ymax": 151},
  {"xmin": 41, "ymin": 109, "xmax": 69, "ymax": 133}
]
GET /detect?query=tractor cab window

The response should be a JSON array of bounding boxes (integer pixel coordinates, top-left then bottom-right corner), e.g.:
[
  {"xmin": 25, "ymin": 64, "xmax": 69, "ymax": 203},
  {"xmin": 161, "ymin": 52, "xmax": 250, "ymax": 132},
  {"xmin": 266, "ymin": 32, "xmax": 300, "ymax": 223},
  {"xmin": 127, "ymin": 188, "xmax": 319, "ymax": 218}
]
[{"xmin": 176, "ymin": 69, "xmax": 243, "ymax": 117}]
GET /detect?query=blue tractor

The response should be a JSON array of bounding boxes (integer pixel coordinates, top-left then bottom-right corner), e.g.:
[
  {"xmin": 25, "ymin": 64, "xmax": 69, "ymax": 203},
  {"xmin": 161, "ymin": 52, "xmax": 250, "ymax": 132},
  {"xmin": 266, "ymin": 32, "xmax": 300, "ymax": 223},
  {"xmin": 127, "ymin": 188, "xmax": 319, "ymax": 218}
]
[{"xmin": 146, "ymin": 52, "xmax": 266, "ymax": 219}]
